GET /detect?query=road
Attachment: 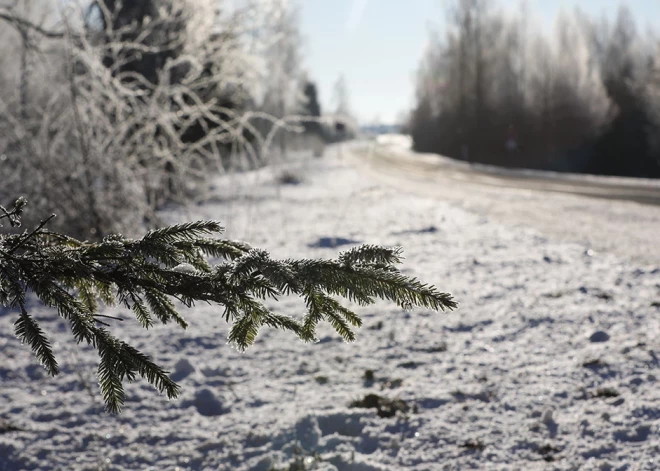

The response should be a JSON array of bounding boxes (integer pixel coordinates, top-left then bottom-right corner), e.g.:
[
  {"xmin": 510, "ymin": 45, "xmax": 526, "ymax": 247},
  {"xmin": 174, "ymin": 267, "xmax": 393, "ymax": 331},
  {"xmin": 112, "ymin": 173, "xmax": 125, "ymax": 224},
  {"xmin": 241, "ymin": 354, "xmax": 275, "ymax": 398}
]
[{"xmin": 350, "ymin": 141, "xmax": 660, "ymax": 265}]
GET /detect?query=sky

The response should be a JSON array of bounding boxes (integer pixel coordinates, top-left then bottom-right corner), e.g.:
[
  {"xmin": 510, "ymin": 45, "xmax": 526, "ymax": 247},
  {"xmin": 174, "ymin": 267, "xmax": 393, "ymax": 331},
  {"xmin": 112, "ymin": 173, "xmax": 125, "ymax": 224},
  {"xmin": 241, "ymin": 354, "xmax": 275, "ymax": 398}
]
[{"xmin": 299, "ymin": 0, "xmax": 660, "ymax": 125}]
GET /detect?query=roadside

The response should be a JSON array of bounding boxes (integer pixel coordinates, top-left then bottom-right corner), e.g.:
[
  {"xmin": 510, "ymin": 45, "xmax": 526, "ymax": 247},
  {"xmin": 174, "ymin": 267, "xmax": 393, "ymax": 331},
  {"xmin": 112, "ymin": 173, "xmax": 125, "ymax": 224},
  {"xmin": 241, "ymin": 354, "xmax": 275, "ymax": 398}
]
[{"xmin": 351, "ymin": 141, "xmax": 660, "ymax": 265}]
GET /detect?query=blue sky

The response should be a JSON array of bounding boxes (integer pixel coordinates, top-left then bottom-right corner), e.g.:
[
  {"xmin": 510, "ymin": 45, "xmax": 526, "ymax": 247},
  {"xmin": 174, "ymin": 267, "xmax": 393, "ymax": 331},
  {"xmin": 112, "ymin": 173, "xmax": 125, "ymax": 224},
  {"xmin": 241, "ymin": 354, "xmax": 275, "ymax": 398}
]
[{"xmin": 300, "ymin": 0, "xmax": 659, "ymax": 124}]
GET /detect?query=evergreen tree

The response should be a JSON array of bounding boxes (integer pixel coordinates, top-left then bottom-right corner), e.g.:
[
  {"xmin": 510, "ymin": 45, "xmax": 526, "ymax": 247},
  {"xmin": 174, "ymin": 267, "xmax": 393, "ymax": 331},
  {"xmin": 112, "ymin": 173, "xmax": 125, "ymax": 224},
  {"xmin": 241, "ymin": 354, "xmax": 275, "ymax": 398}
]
[
  {"xmin": 0, "ymin": 198, "xmax": 456, "ymax": 414},
  {"xmin": 302, "ymin": 81, "xmax": 322, "ymax": 136}
]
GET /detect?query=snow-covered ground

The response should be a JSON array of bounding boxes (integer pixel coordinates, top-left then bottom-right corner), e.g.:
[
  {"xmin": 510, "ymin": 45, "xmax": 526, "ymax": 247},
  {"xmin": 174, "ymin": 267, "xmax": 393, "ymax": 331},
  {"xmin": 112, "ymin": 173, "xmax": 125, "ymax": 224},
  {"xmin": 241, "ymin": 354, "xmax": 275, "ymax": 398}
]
[{"xmin": 1, "ymin": 146, "xmax": 659, "ymax": 470}]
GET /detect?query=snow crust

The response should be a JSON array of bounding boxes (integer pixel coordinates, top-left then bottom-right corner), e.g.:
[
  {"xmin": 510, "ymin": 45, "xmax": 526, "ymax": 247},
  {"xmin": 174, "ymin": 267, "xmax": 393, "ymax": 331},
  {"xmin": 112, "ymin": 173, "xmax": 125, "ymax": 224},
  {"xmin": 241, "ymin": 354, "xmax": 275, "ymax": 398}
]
[{"xmin": 1, "ymin": 146, "xmax": 659, "ymax": 470}]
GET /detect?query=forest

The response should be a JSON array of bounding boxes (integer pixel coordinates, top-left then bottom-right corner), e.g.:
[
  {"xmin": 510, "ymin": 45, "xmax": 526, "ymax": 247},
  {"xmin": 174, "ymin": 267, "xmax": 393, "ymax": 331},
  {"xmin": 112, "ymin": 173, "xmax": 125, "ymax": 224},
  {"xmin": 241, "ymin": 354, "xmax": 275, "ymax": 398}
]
[{"xmin": 409, "ymin": 0, "xmax": 660, "ymax": 178}]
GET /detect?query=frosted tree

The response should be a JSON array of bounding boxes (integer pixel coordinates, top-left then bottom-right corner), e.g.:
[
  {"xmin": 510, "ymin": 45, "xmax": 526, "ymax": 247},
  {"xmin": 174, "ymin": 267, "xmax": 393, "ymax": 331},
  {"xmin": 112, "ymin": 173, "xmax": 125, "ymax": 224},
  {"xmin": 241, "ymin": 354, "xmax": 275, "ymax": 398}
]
[
  {"xmin": 647, "ymin": 58, "xmax": 660, "ymax": 155},
  {"xmin": 0, "ymin": 0, "xmax": 301, "ymax": 238},
  {"xmin": 330, "ymin": 74, "xmax": 357, "ymax": 139},
  {"xmin": 332, "ymin": 74, "xmax": 353, "ymax": 120},
  {"xmin": 580, "ymin": 6, "xmax": 660, "ymax": 176},
  {"xmin": 255, "ymin": 0, "xmax": 306, "ymax": 159},
  {"xmin": 554, "ymin": 11, "xmax": 610, "ymax": 124},
  {"xmin": 409, "ymin": 1, "xmax": 619, "ymax": 169}
]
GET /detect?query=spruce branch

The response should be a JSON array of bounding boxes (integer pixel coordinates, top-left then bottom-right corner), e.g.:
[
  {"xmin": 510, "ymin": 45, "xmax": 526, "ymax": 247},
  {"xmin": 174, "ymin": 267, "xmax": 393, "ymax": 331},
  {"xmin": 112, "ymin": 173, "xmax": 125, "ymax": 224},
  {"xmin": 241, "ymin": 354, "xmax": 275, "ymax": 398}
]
[
  {"xmin": 1, "ymin": 200, "xmax": 457, "ymax": 413},
  {"xmin": 14, "ymin": 306, "xmax": 59, "ymax": 376}
]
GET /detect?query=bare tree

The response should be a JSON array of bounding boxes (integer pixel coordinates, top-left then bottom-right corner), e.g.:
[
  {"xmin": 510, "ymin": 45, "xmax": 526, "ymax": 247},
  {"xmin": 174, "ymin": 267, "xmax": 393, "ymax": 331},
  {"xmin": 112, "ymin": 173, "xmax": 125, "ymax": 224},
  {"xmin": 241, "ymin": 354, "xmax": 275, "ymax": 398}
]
[
  {"xmin": 254, "ymin": 0, "xmax": 306, "ymax": 160},
  {"xmin": 0, "ymin": 0, "xmax": 314, "ymax": 238}
]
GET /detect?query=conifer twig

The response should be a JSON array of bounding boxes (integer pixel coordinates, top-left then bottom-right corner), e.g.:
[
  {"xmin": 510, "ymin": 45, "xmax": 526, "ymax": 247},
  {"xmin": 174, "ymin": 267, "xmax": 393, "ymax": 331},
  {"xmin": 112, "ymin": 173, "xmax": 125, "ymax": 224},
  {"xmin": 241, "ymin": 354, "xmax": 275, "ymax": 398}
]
[{"xmin": 8, "ymin": 213, "xmax": 56, "ymax": 254}]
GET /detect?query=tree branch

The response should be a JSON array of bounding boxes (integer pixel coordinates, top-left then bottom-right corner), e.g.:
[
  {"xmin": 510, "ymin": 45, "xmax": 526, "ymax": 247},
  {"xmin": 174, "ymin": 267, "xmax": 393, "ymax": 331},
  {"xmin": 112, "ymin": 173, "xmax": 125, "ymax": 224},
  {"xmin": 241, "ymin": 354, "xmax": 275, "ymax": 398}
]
[{"xmin": 0, "ymin": 10, "xmax": 66, "ymax": 39}]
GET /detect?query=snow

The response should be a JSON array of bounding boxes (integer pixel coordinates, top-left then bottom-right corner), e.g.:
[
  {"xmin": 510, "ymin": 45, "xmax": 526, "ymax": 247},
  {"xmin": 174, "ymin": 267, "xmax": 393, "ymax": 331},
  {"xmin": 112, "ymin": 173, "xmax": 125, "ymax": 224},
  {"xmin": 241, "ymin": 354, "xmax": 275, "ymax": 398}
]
[
  {"xmin": 374, "ymin": 134, "xmax": 413, "ymax": 150},
  {"xmin": 1, "ymin": 145, "xmax": 659, "ymax": 470}
]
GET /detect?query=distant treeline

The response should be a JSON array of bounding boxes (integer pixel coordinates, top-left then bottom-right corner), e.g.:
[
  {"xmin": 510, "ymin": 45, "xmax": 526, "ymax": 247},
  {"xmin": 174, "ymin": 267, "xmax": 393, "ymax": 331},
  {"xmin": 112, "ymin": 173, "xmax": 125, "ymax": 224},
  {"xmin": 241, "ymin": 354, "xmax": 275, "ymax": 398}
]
[{"xmin": 408, "ymin": 0, "xmax": 660, "ymax": 178}]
